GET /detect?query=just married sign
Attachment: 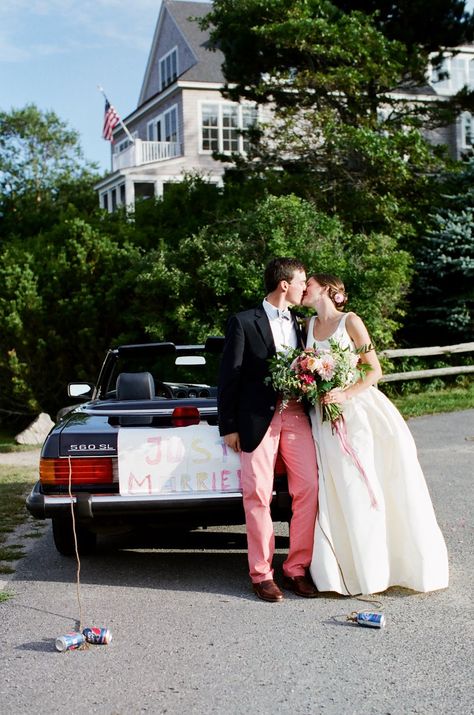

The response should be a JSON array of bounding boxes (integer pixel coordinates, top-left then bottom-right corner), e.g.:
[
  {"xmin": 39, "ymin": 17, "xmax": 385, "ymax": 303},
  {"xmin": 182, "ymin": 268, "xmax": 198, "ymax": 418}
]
[{"xmin": 118, "ymin": 424, "xmax": 242, "ymax": 496}]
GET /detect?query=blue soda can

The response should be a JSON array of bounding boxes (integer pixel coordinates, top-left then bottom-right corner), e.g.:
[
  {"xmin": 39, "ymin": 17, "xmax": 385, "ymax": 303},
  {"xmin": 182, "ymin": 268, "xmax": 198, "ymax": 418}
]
[
  {"xmin": 55, "ymin": 632, "xmax": 86, "ymax": 652},
  {"xmin": 82, "ymin": 627, "xmax": 112, "ymax": 645},
  {"xmin": 355, "ymin": 611, "xmax": 386, "ymax": 628}
]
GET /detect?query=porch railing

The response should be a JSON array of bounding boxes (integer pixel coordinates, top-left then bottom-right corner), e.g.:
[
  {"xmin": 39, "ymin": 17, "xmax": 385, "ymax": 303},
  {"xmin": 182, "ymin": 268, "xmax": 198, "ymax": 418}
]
[{"xmin": 112, "ymin": 139, "xmax": 182, "ymax": 171}]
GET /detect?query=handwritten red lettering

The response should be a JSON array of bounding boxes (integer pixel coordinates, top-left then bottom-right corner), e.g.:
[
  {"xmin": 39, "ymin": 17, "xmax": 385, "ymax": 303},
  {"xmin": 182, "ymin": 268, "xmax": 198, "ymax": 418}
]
[
  {"xmin": 145, "ymin": 437, "xmax": 162, "ymax": 465},
  {"xmin": 221, "ymin": 469, "xmax": 231, "ymax": 491},
  {"xmin": 128, "ymin": 472, "xmax": 152, "ymax": 495}
]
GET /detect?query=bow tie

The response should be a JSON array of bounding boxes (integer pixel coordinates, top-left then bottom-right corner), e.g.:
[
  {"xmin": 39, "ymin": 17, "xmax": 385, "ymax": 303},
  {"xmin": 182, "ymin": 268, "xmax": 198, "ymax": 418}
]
[{"xmin": 278, "ymin": 309, "xmax": 291, "ymax": 320}]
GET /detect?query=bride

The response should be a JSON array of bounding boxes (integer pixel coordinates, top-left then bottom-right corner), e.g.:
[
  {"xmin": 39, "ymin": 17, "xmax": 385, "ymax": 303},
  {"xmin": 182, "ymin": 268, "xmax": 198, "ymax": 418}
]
[{"xmin": 302, "ymin": 273, "xmax": 449, "ymax": 595}]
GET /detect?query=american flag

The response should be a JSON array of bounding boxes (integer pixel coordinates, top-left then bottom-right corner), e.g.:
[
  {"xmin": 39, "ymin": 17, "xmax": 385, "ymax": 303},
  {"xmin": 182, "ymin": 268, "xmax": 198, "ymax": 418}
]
[{"xmin": 102, "ymin": 99, "xmax": 120, "ymax": 142}]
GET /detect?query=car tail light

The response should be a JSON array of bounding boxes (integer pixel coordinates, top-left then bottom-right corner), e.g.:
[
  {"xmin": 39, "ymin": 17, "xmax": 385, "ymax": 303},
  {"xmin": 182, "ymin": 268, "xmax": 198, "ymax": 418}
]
[
  {"xmin": 40, "ymin": 457, "xmax": 114, "ymax": 485},
  {"xmin": 171, "ymin": 406, "xmax": 200, "ymax": 427}
]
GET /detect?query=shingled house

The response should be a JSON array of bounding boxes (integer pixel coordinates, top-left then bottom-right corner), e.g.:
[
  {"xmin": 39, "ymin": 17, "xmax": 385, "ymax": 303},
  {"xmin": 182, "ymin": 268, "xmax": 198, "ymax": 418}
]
[
  {"xmin": 96, "ymin": 0, "xmax": 259, "ymax": 211},
  {"xmin": 96, "ymin": 0, "xmax": 474, "ymax": 211}
]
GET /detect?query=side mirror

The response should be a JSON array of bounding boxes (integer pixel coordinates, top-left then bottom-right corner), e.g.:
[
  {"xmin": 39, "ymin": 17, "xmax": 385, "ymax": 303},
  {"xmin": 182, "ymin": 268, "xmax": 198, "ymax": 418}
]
[{"xmin": 68, "ymin": 382, "xmax": 94, "ymax": 399}]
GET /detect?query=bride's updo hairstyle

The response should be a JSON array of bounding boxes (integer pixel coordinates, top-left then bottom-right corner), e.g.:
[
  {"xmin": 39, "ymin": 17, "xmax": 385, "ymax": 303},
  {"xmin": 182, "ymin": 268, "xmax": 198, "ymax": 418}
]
[{"xmin": 311, "ymin": 273, "xmax": 348, "ymax": 312}]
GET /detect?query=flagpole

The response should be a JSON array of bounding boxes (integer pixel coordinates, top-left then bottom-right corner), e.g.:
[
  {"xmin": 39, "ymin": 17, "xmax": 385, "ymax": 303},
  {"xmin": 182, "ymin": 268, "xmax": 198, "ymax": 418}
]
[{"xmin": 97, "ymin": 85, "xmax": 135, "ymax": 144}]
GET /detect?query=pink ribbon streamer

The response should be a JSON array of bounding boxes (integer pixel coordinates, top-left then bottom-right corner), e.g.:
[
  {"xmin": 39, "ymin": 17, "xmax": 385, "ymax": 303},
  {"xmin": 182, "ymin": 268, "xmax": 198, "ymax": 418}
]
[{"xmin": 332, "ymin": 416, "xmax": 378, "ymax": 509}]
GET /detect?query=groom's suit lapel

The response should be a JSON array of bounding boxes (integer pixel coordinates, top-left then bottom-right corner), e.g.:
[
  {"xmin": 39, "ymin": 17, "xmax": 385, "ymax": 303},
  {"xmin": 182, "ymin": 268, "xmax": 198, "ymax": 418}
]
[{"xmin": 253, "ymin": 306, "xmax": 276, "ymax": 354}]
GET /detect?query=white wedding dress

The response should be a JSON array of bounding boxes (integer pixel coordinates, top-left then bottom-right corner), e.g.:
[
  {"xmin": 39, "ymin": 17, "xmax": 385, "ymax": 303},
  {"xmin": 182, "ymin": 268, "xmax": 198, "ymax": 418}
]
[{"xmin": 307, "ymin": 314, "xmax": 449, "ymax": 595}]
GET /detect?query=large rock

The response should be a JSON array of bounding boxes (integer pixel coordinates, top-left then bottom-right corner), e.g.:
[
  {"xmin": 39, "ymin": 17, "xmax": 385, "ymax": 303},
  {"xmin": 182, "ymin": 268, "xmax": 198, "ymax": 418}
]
[{"xmin": 15, "ymin": 413, "xmax": 54, "ymax": 445}]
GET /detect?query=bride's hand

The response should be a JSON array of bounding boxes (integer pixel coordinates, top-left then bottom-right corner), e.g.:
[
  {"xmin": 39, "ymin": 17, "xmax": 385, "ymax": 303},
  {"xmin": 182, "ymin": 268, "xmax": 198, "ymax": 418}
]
[{"xmin": 322, "ymin": 388, "xmax": 348, "ymax": 405}]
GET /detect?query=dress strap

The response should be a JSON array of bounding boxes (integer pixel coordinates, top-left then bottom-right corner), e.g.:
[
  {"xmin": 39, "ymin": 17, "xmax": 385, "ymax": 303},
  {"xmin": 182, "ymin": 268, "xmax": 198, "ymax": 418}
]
[{"xmin": 306, "ymin": 316, "xmax": 316, "ymax": 348}]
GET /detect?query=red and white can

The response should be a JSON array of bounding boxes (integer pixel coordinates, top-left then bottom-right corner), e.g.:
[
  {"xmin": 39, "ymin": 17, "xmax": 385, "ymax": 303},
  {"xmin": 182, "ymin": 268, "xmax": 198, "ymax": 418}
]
[{"xmin": 82, "ymin": 627, "xmax": 112, "ymax": 645}]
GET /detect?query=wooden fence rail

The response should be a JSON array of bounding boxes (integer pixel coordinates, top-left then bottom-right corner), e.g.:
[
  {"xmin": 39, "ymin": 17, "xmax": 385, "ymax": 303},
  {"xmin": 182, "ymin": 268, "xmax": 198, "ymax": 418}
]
[{"xmin": 378, "ymin": 342, "xmax": 474, "ymax": 383}]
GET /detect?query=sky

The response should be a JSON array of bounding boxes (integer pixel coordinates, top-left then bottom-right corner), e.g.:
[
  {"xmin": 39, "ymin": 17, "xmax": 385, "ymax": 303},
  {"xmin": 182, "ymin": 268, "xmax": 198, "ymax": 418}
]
[
  {"xmin": 0, "ymin": 0, "xmax": 210, "ymax": 173},
  {"xmin": 1, "ymin": 0, "xmax": 473, "ymax": 174}
]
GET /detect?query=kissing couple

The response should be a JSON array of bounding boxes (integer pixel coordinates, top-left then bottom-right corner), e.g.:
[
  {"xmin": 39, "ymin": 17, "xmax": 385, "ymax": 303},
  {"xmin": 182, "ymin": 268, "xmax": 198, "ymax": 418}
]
[{"xmin": 218, "ymin": 256, "xmax": 448, "ymax": 602}]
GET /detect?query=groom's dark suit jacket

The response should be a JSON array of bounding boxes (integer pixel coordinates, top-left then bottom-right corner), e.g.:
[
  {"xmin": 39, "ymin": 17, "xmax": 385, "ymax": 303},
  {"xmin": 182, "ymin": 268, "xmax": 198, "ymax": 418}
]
[{"xmin": 217, "ymin": 305, "xmax": 306, "ymax": 453}]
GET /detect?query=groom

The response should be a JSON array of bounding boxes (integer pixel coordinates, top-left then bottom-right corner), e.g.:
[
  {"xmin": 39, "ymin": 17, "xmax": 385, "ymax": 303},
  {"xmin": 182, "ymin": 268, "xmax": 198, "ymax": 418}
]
[{"xmin": 218, "ymin": 257, "xmax": 319, "ymax": 602}]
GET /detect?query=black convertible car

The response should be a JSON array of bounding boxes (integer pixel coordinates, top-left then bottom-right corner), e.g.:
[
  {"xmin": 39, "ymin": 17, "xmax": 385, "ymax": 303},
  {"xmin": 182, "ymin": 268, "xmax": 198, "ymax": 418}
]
[{"xmin": 26, "ymin": 339, "xmax": 290, "ymax": 555}]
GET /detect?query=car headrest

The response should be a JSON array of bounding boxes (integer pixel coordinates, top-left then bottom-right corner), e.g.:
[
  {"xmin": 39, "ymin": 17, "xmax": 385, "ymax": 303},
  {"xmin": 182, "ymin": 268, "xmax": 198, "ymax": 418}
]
[{"xmin": 116, "ymin": 372, "xmax": 155, "ymax": 400}]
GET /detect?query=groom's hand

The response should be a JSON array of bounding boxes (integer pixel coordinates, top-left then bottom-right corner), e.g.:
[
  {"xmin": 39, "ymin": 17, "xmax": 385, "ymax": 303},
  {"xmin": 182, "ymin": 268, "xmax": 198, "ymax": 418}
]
[{"xmin": 224, "ymin": 432, "xmax": 241, "ymax": 453}]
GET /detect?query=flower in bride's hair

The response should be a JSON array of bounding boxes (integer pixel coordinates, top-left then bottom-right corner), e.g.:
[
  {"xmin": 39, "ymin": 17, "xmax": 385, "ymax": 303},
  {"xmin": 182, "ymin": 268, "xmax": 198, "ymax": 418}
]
[{"xmin": 333, "ymin": 292, "xmax": 345, "ymax": 305}]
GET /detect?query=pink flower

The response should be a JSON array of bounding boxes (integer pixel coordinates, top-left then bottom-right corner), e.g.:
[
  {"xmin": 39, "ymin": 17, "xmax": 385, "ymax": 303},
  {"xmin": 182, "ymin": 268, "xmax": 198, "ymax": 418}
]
[
  {"xmin": 306, "ymin": 356, "xmax": 319, "ymax": 372},
  {"xmin": 297, "ymin": 356, "xmax": 310, "ymax": 372},
  {"xmin": 314, "ymin": 355, "xmax": 335, "ymax": 380},
  {"xmin": 300, "ymin": 373, "xmax": 316, "ymax": 384},
  {"xmin": 334, "ymin": 292, "xmax": 344, "ymax": 305}
]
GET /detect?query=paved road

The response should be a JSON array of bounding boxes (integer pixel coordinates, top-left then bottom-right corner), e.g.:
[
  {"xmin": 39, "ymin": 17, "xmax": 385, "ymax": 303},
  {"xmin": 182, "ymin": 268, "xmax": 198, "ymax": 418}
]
[{"xmin": 1, "ymin": 410, "xmax": 473, "ymax": 715}]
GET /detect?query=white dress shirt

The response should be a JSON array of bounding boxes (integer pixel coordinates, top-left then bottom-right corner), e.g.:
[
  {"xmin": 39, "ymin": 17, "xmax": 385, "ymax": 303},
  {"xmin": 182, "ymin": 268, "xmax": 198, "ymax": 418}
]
[{"xmin": 262, "ymin": 299, "xmax": 298, "ymax": 353}]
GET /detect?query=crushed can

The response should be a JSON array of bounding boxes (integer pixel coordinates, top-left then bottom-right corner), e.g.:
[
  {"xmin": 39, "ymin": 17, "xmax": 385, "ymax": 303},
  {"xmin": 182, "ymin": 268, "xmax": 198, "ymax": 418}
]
[
  {"xmin": 55, "ymin": 632, "xmax": 86, "ymax": 652},
  {"xmin": 82, "ymin": 627, "xmax": 112, "ymax": 645},
  {"xmin": 353, "ymin": 611, "xmax": 386, "ymax": 628}
]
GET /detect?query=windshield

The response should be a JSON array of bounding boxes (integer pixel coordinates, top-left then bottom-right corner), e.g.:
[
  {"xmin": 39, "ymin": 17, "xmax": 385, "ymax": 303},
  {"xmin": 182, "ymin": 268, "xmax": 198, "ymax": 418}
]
[{"xmin": 98, "ymin": 345, "xmax": 223, "ymax": 399}]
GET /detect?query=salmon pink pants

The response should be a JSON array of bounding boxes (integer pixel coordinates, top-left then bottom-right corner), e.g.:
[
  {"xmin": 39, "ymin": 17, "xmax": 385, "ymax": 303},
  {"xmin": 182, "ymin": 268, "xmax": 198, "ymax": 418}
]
[{"xmin": 240, "ymin": 400, "xmax": 318, "ymax": 584}]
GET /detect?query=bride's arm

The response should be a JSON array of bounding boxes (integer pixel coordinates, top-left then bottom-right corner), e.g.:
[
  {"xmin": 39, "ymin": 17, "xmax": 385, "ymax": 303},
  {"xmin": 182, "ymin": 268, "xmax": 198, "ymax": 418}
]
[{"xmin": 322, "ymin": 312, "xmax": 382, "ymax": 405}]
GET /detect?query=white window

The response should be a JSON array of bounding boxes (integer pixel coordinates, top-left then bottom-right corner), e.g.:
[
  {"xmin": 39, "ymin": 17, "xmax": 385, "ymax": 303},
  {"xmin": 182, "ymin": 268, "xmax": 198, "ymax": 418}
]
[
  {"xmin": 430, "ymin": 52, "xmax": 474, "ymax": 94},
  {"xmin": 147, "ymin": 105, "xmax": 178, "ymax": 143},
  {"xmin": 462, "ymin": 112, "xmax": 473, "ymax": 148},
  {"xmin": 160, "ymin": 48, "xmax": 178, "ymax": 91},
  {"xmin": 200, "ymin": 103, "xmax": 258, "ymax": 154}
]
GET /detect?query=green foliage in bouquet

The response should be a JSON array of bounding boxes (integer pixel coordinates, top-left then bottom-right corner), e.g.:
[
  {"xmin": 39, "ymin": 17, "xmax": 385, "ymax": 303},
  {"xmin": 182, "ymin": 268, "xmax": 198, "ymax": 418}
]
[{"xmin": 266, "ymin": 340, "xmax": 373, "ymax": 423}]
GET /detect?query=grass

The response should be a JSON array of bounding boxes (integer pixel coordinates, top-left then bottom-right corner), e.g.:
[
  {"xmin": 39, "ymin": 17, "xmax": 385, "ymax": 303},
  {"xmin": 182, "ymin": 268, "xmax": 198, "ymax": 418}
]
[
  {"xmin": 388, "ymin": 381, "xmax": 474, "ymax": 419},
  {"xmin": 0, "ymin": 428, "xmax": 39, "ymax": 453},
  {"xmin": 0, "ymin": 464, "xmax": 42, "ymax": 575}
]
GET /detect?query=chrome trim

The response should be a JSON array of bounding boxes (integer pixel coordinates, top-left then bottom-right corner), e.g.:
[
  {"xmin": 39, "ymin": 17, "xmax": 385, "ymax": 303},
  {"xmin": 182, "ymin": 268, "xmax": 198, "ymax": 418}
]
[
  {"xmin": 81, "ymin": 407, "xmax": 218, "ymax": 416},
  {"xmin": 42, "ymin": 491, "xmax": 244, "ymax": 506}
]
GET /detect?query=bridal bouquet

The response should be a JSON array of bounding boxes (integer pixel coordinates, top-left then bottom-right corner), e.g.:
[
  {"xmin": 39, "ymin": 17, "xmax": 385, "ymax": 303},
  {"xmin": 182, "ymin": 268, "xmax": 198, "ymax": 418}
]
[
  {"xmin": 266, "ymin": 339, "xmax": 372, "ymax": 423},
  {"xmin": 266, "ymin": 340, "xmax": 378, "ymax": 508}
]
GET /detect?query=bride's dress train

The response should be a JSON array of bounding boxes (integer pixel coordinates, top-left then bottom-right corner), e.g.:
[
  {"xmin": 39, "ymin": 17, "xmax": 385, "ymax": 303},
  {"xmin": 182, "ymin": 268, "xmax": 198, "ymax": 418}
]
[{"xmin": 307, "ymin": 315, "xmax": 449, "ymax": 595}]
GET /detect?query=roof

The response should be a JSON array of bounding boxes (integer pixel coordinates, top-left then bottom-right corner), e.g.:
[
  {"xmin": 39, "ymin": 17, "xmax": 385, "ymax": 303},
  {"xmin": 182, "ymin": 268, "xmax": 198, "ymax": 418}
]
[
  {"xmin": 165, "ymin": 0, "xmax": 225, "ymax": 83},
  {"xmin": 137, "ymin": 0, "xmax": 225, "ymax": 109}
]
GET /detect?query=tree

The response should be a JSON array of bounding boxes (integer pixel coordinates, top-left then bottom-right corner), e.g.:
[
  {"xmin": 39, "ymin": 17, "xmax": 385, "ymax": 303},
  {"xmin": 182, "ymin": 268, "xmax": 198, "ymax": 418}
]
[
  {"xmin": 0, "ymin": 105, "xmax": 99, "ymax": 239},
  {"xmin": 404, "ymin": 159, "xmax": 474, "ymax": 344},
  {"xmin": 201, "ymin": 1, "xmax": 474, "ymax": 234},
  {"xmin": 332, "ymin": 1, "xmax": 474, "ymax": 53},
  {"xmin": 138, "ymin": 194, "xmax": 411, "ymax": 347},
  {"xmin": 0, "ymin": 218, "xmax": 144, "ymax": 417}
]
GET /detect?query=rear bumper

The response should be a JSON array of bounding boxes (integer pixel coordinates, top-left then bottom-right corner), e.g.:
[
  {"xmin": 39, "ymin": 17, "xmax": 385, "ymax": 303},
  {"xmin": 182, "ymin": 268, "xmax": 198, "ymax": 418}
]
[
  {"xmin": 26, "ymin": 481, "xmax": 245, "ymax": 518},
  {"xmin": 26, "ymin": 481, "xmax": 291, "ymax": 525}
]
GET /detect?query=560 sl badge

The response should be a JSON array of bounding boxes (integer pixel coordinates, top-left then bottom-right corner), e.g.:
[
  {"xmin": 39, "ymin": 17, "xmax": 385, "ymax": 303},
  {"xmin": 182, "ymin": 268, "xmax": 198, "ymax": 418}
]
[{"xmin": 68, "ymin": 443, "xmax": 115, "ymax": 452}]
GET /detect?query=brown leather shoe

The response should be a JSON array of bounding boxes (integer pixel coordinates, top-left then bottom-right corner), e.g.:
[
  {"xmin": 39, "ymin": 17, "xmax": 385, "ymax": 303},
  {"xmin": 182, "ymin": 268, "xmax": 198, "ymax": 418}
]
[
  {"xmin": 282, "ymin": 574, "xmax": 318, "ymax": 598},
  {"xmin": 252, "ymin": 579, "xmax": 284, "ymax": 602}
]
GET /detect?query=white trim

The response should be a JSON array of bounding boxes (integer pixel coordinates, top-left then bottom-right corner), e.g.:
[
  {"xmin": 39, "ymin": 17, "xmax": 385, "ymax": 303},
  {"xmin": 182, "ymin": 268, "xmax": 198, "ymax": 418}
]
[
  {"xmin": 428, "ymin": 49, "xmax": 474, "ymax": 95},
  {"xmin": 460, "ymin": 111, "xmax": 473, "ymax": 149},
  {"xmin": 125, "ymin": 82, "xmax": 231, "ymax": 127},
  {"xmin": 159, "ymin": 45, "xmax": 179, "ymax": 92},
  {"xmin": 138, "ymin": 2, "xmax": 199, "ymax": 105},
  {"xmin": 146, "ymin": 103, "xmax": 179, "ymax": 143},
  {"xmin": 138, "ymin": 3, "xmax": 167, "ymax": 105}
]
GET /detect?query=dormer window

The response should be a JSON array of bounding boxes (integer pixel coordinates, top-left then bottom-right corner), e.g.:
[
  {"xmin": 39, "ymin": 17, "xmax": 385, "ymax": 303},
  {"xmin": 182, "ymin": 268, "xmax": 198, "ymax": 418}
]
[{"xmin": 160, "ymin": 47, "xmax": 178, "ymax": 91}]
